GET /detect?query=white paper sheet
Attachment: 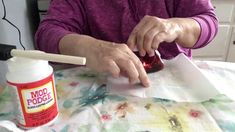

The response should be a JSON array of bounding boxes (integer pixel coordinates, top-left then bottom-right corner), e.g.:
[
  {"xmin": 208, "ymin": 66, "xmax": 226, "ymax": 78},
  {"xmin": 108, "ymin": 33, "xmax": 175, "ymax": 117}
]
[{"xmin": 107, "ymin": 54, "xmax": 220, "ymax": 102}]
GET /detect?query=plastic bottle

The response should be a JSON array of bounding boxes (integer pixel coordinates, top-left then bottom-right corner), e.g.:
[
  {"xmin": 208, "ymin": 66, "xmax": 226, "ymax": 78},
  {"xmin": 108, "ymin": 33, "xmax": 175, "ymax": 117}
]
[{"xmin": 6, "ymin": 57, "xmax": 58, "ymax": 129}]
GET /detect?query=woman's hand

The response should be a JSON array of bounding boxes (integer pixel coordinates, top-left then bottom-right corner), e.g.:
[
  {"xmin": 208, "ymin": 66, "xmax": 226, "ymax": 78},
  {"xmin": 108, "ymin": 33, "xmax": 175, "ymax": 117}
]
[
  {"xmin": 87, "ymin": 41, "xmax": 150, "ymax": 87},
  {"xmin": 127, "ymin": 15, "xmax": 200, "ymax": 56},
  {"xmin": 59, "ymin": 34, "xmax": 150, "ymax": 87},
  {"xmin": 127, "ymin": 15, "xmax": 182, "ymax": 56}
]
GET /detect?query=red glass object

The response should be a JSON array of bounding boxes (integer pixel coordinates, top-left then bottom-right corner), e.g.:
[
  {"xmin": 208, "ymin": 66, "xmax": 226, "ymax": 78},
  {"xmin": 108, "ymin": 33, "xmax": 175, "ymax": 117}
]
[{"xmin": 134, "ymin": 51, "xmax": 164, "ymax": 73}]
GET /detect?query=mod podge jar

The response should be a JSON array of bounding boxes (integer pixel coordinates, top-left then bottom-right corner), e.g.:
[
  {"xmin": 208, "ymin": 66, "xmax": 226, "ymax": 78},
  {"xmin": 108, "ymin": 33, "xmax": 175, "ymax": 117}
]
[{"xmin": 6, "ymin": 57, "xmax": 58, "ymax": 129}]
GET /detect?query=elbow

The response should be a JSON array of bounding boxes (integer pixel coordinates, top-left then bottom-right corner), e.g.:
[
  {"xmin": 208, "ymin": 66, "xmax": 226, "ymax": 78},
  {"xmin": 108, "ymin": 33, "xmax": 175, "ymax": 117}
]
[
  {"xmin": 34, "ymin": 23, "xmax": 51, "ymax": 53},
  {"xmin": 34, "ymin": 22, "xmax": 75, "ymax": 54}
]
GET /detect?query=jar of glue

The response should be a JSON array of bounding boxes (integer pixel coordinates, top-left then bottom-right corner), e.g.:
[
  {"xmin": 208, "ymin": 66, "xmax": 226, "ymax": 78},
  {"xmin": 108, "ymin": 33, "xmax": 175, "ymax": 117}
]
[{"xmin": 6, "ymin": 57, "xmax": 58, "ymax": 129}]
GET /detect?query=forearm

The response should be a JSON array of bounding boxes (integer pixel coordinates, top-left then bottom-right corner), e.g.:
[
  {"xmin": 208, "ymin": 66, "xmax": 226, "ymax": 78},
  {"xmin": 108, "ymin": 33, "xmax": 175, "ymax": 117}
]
[
  {"xmin": 59, "ymin": 34, "xmax": 99, "ymax": 58},
  {"xmin": 172, "ymin": 18, "xmax": 201, "ymax": 48},
  {"xmin": 172, "ymin": 0, "xmax": 218, "ymax": 49},
  {"xmin": 59, "ymin": 34, "xmax": 107, "ymax": 71},
  {"xmin": 59, "ymin": 34, "xmax": 111, "ymax": 68}
]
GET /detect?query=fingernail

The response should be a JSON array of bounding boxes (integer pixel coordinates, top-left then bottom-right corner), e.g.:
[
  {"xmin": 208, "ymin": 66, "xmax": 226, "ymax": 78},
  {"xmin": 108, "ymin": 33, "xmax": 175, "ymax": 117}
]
[
  {"xmin": 143, "ymin": 77, "xmax": 150, "ymax": 87},
  {"xmin": 148, "ymin": 51, "xmax": 155, "ymax": 57},
  {"xmin": 144, "ymin": 80, "xmax": 150, "ymax": 87},
  {"xmin": 140, "ymin": 51, "xmax": 146, "ymax": 57},
  {"xmin": 133, "ymin": 46, "xmax": 138, "ymax": 52}
]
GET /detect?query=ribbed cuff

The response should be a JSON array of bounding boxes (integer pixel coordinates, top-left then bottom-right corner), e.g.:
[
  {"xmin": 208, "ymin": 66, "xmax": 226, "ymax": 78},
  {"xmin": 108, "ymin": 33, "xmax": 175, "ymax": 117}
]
[{"xmin": 191, "ymin": 16, "xmax": 210, "ymax": 49}]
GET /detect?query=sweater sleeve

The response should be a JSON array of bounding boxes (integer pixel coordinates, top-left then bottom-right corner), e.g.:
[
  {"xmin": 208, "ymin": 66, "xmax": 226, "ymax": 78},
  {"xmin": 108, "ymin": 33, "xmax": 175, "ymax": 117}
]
[
  {"xmin": 174, "ymin": 0, "xmax": 218, "ymax": 49},
  {"xmin": 35, "ymin": 0, "xmax": 87, "ymax": 54}
]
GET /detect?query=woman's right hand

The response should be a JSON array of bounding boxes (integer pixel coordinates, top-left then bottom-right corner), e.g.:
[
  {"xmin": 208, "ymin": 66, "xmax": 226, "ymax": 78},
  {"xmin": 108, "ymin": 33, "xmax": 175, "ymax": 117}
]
[
  {"xmin": 87, "ymin": 41, "xmax": 150, "ymax": 87},
  {"xmin": 59, "ymin": 34, "xmax": 150, "ymax": 87}
]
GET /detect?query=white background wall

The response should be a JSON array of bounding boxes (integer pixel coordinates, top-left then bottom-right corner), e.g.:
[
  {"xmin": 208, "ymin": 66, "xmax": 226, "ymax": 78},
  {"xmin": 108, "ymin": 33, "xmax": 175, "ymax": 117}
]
[{"xmin": 0, "ymin": 0, "xmax": 39, "ymax": 85}]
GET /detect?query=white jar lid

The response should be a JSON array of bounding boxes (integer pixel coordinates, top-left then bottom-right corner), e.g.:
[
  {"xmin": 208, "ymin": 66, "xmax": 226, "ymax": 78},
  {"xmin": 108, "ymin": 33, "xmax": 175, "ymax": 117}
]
[
  {"xmin": 7, "ymin": 57, "xmax": 48, "ymax": 72},
  {"xmin": 6, "ymin": 57, "xmax": 52, "ymax": 84}
]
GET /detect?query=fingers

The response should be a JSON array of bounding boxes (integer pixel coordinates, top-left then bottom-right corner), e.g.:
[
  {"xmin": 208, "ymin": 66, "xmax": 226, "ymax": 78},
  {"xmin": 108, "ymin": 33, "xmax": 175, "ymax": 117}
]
[
  {"xmin": 152, "ymin": 32, "xmax": 167, "ymax": 49},
  {"xmin": 120, "ymin": 48, "xmax": 150, "ymax": 87},
  {"xmin": 117, "ymin": 59, "xmax": 140, "ymax": 84},
  {"xmin": 104, "ymin": 58, "xmax": 120, "ymax": 78},
  {"xmin": 116, "ymin": 46, "xmax": 150, "ymax": 87},
  {"xmin": 127, "ymin": 16, "xmax": 178, "ymax": 56},
  {"xmin": 134, "ymin": 60, "xmax": 150, "ymax": 87},
  {"xmin": 128, "ymin": 16, "xmax": 153, "ymax": 56},
  {"xmin": 127, "ymin": 33, "xmax": 136, "ymax": 51},
  {"xmin": 128, "ymin": 16, "xmax": 160, "ymax": 56},
  {"xmin": 98, "ymin": 43, "xmax": 150, "ymax": 87},
  {"xmin": 126, "ymin": 51, "xmax": 150, "ymax": 87},
  {"xmin": 143, "ymin": 27, "xmax": 160, "ymax": 56},
  {"xmin": 106, "ymin": 59, "xmax": 148, "ymax": 87}
]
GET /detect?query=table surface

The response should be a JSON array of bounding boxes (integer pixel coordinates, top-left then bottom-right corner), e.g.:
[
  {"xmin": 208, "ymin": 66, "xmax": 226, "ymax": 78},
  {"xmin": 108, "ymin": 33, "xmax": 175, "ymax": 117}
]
[{"xmin": 0, "ymin": 60, "xmax": 235, "ymax": 132}]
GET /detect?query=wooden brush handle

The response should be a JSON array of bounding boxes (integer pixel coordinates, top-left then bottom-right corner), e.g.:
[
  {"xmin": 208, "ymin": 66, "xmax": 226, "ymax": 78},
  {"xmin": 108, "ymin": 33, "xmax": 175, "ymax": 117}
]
[{"xmin": 11, "ymin": 49, "xmax": 86, "ymax": 65}]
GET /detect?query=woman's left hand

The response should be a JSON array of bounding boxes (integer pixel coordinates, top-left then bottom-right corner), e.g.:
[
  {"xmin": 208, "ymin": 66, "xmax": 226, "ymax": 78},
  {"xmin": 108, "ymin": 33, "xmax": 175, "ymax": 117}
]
[{"xmin": 127, "ymin": 15, "xmax": 182, "ymax": 56}]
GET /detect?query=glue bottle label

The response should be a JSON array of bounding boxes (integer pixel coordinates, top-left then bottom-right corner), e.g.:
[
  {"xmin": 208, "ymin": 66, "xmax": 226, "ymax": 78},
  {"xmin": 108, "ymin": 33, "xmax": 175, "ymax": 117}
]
[{"xmin": 7, "ymin": 73, "xmax": 58, "ymax": 128}]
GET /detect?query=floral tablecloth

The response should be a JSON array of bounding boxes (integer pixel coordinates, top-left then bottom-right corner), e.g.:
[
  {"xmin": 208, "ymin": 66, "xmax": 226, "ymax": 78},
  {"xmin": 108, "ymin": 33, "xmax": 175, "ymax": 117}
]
[{"xmin": 0, "ymin": 60, "xmax": 235, "ymax": 132}]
